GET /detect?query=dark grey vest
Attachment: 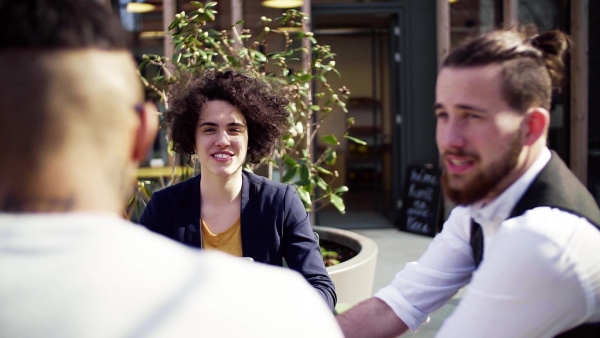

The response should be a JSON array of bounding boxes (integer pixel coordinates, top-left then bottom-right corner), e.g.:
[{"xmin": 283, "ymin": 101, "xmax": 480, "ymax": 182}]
[{"xmin": 470, "ymin": 152, "xmax": 600, "ymax": 337}]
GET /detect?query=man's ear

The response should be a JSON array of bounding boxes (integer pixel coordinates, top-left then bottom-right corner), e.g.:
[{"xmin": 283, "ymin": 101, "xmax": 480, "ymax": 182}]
[
  {"xmin": 521, "ymin": 107, "xmax": 549, "ymax": 146},
  {"xmin": 132, "ymin": 103, "xmax": 159, "ymax": 162}
]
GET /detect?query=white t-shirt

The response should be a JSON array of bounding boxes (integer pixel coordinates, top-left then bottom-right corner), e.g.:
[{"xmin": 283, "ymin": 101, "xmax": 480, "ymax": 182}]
[
  {"xmin": 0, "ymin": 212, "xmax": 343, "ymax": 338},
  {"xmin": 376, "ymin": 148, "xmax": 600, "ymax": 337}
]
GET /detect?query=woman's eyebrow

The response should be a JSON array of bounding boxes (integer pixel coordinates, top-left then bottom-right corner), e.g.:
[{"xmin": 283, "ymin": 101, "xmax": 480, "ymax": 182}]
[
  {"xmin": 198, "ymin": 121, "xmax": 218, "ymax": 127},
  {"xmin": 198, "ymin": 121, "xmax": 246, "ymax": 127},
  {"xmin": 227, "ymin": 122, "xmax": 246, "ymax": 127}
]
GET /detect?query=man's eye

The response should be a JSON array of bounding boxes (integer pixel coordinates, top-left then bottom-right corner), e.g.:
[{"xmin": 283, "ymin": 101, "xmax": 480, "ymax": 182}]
[{"xmin": 435, "ymin": 112, "xmax": 448, "ymax": 120}]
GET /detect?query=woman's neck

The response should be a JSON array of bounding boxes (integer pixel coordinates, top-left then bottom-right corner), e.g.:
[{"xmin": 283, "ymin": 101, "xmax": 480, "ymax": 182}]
[{"xmin": 200, "ymin": 169, "xmax": 243, "ymax": 205}]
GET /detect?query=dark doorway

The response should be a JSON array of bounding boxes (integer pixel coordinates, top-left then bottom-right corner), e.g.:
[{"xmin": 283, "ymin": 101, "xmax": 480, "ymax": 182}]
[{"xmin": 313, "ymin": 4, "xmax": 402, "ymax": 229}]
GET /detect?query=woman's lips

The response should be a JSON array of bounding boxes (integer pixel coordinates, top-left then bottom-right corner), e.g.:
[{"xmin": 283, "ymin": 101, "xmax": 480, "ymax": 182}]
[{"xmin": 212, "ymin": 151, "xmax": 233, "ymax": 161}]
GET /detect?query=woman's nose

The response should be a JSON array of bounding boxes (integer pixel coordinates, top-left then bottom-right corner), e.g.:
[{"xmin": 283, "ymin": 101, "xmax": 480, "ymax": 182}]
[{"xmin": 214, "ymin": 130, "xmax": 230, "ymax": 146}]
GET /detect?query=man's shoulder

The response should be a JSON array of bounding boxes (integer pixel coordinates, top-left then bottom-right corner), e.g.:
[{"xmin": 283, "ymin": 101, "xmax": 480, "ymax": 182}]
[
  {"xmin": 176, "ymin": 251, "xmax": 344, "ymax": 337},
  {"xmin": 508, "ymin": 207, "xmax": 600, "ymax": 240},
  {"xmin": 0, "ymin": 214, "xmax": 343, "ymax": 337},
  {"xmin": 512, "ymin": 151, "xmax": 600, "ymax": 226}
]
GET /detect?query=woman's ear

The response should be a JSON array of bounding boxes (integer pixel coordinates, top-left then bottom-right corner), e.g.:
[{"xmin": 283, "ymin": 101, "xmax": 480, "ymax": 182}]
[
  {"xmin": 132, "ymin": 103, "xmax": 159, "ymax": 162},
  {"xmin": 521, "ymin": 107, "xmax": 550, "ymax": 146}
]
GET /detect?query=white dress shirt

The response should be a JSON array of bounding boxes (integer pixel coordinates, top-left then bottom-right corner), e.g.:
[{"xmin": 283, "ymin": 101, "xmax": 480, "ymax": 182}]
[{"xmin": 376, "ymin": 148, "xmax": 600, "ymax": 337}]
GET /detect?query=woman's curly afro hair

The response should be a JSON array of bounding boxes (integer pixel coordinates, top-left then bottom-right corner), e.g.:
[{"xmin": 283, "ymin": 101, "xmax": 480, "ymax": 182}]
[{"xmin": 164, "ymin": 69, "xmax": 291, "ymax": 163}]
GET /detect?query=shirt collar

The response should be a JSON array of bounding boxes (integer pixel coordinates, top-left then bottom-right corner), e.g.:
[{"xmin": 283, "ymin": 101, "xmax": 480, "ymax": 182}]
[{"xmin": 470, "ymin": 147, "xmax": 551, "ymax": 227}]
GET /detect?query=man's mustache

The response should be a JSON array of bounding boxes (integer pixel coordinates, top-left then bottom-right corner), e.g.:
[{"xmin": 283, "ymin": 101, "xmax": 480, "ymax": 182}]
[{"xmin": 440, "ymin": 149, "xmax": 480, "ymax": 161}]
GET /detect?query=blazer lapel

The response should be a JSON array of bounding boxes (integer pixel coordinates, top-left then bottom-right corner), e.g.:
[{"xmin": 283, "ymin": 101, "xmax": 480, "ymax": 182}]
[
  {"xmin": 182, "ymin": 175, "xmax": 202, "ymax": 248},
  {"xmin": 240, "ymin": 171, "xmax": 260, "ymax": 258}
]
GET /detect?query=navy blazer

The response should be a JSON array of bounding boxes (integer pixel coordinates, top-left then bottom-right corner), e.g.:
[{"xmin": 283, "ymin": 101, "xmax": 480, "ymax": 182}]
[{"xmin": 139, "ymin": 170, "xmax": 336, "ymax": 310}]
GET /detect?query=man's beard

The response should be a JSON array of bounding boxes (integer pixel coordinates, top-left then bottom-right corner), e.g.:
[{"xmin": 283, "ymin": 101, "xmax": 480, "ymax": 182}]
[{"xmin": 441, "ymin": 133, "xmax": 522, "ymax": 206}]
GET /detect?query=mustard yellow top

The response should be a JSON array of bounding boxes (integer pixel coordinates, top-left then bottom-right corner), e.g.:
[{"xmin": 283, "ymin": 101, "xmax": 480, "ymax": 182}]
[{"xmin": 201, "ymin": 217, "xmax": 243, "ymax": 257}]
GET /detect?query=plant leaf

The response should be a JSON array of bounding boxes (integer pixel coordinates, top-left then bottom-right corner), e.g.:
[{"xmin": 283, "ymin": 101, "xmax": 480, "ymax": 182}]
[
  {"xmin": 345, "ymin": 135, "xmax": 367, "ymax": 145},
  {"xmin": 300, "ymin": 164, "xmax": 310, "ymax": 181},
  {"xmin": 315, "ymin": 176, "xmax": 328, "ymax": 191},
  {"xmin": 281, "ymin": 165, "xmax": 298, "ymax": 183},
  {"xmin": 296, "ymin": 186, "xmax": 312, "ymax": 207},
  {"xmin": 334, "ymin": 186, "xmax": 349, "ymax": 194},
  {"xmin": 325, "ymin": 150, "xmax": 337, "ymax": 165},
  {"xmin": 282, "ymin": 154, "xmax": 297, "ymax": 166},
  {"xmin": 315, "ymin": 165, "xmax": 333, "ymax": 176},
  {"xmin": 330, "ymin": 194, "xmax": 346, "ymax": 214},
  {"xmin": 321, "ymin": 134, "xmax": 339, "ymax": 146}
]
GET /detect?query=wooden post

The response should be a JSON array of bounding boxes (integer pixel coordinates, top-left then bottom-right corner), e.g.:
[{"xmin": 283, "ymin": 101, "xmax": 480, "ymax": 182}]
[
  {"xmin": 162, "ymin": 0, "xmax": 177, "ymax": 167},
  {"xmin": 163, "ymin": 0, "xmax": 176, "ymax": 74},
  {"xmin": 302, "ymin": 0, "xmax": 312, "ymax": 153},
  {"xmin": 301, "ymin": 0, "xmax": 317, "ymax": 222},
  {"xmin": 437, "ymin": 0, "xmax": 450, "ymax": 69},
  {"xmin": 570, "ymin": 0, "xmax": 589, "ymax": 184},
  {"xmin": 503, "ymin": 0, "xmax": 518, "ymax": 28},
  {"xmin": 231, "ymin": 0, "xmax": 243, "ymax": 47}
]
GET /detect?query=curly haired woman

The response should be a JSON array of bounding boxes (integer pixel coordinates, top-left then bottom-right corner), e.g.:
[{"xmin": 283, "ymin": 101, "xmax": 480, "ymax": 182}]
[{"xmin": 140, "ymin": 70, "xmax": 336, "ymax": 310}]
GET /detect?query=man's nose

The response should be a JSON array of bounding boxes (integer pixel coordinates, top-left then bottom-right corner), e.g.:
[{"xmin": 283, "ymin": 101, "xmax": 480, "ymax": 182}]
[{"xmin": 437, "ymin": 120, "xmax": 466, "ymax": 149}]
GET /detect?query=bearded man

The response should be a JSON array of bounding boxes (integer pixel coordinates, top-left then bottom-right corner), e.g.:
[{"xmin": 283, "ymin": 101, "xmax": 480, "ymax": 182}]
[
  {"xmin": 337, "ymin": 27, "xmax": 600, "ymax": 338},
  {"xmin": 0, "ymin": 1, "xmax": 342, "ymax": 337}
]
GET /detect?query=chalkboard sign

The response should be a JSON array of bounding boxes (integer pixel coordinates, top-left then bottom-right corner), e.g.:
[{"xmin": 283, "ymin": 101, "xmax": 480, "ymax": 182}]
[{"xmin": 397, "ymin": 164, "xmax": 442, "ymax": 237}]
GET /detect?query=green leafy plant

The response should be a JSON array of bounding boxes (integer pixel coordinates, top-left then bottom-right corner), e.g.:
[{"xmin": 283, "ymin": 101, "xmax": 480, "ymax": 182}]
[
  {"xmin": 138, "ymin": 1, "xmax": 365, "ymax": 214},
  {"xmin": 126, "ymin": 165, "xmax": 195, "ymax": 221}
]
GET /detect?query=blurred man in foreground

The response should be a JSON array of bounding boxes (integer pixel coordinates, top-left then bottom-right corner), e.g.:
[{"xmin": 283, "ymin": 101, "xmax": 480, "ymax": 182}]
[{"xmin": 0, "ymin": 1, "xmax": 342, "ymax": 337}]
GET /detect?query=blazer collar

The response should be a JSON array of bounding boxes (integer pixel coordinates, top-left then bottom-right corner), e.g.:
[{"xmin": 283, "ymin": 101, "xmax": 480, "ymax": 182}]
[
  {"xmin": 241, "ymin": 170, "xmax": 251, "ymax": 216},
  {"xmin": 240, "ymin": 170, "xmax": 260, "ymax": 258},
  {"xmin": 181, "ymin": 175, "xmax": 202, "ymax": 248}
]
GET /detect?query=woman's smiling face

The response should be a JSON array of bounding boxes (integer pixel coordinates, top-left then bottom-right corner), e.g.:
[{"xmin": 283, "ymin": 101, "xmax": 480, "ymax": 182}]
[{"xmin": 195, "ymin": 100, "xmax": 248, "ymax": 178}]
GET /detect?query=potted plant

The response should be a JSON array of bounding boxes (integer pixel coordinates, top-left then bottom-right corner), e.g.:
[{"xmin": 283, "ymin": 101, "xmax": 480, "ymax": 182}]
[{"xmin": 134, "ymin": 1, "xmax": 378, "ymax": 307}]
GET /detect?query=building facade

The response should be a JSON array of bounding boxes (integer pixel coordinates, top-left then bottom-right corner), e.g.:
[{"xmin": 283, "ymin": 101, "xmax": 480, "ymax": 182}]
[{"xmin": 113, "ymin": 0, "xmax": 597, "ymax": 230}]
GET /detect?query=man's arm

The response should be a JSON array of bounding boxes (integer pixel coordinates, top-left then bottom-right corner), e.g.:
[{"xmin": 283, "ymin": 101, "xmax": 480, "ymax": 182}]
[{"xmin": 336, "ymin": 298, "xmax": 409, "ymax": 338}]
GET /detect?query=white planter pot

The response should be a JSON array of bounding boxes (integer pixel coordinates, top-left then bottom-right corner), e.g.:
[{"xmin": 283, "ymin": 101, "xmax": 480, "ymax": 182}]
[{"xmin": 314, "ymin": 225, "xmax": 379, "ymax": 307}]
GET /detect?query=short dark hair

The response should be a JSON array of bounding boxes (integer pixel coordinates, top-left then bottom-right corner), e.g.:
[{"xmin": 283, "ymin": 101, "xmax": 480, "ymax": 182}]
[
  {"xmin": 0, "ymin": 0, "xmax": 130, "ymax": 50},
  {"xmin": 442, "ymin": 26, "xmax": 570, "ymax": 111},
  {"xmin": 165, "ymin": 70, "xmax": 291, "ymax": 163}
]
